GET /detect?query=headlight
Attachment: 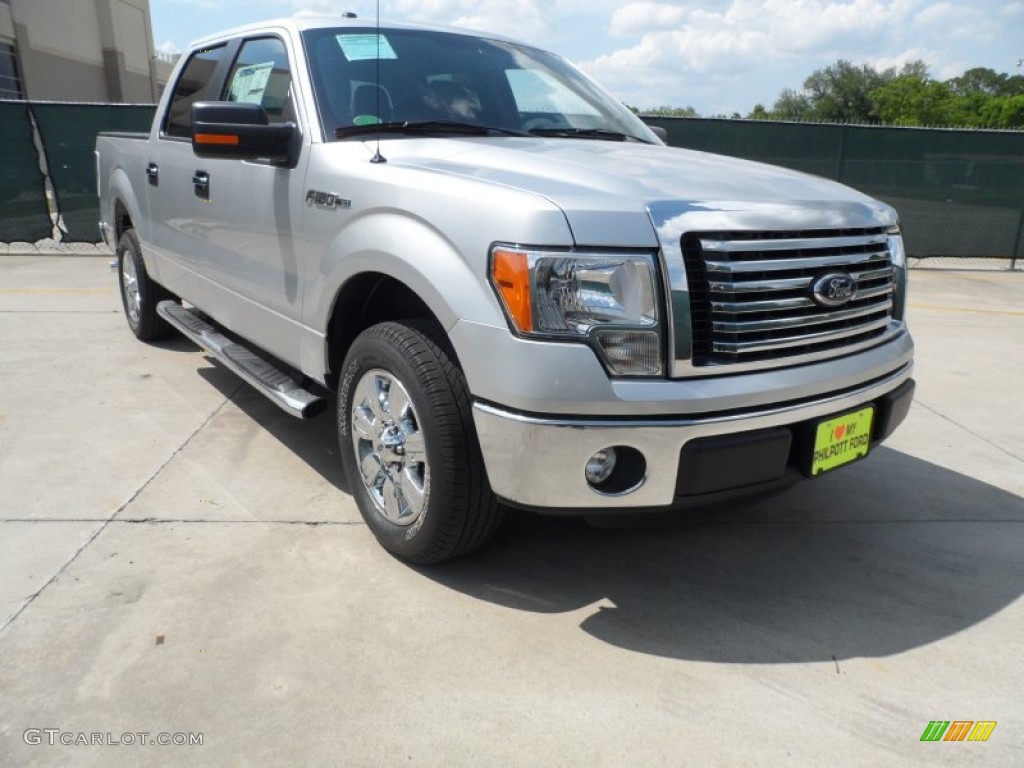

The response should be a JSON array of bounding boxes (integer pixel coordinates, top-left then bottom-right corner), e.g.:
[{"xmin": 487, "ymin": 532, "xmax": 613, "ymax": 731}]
[
  {"xmin": 887, "ymin": 226, "xmax": 906, "ymax": 268},
  {"xmin": 490, "ymin": 245, "xmax": 663, "ymax": 376},
  {"xmin": 886, "ymin": 225, "xmax": 908, "ymax": 321}
]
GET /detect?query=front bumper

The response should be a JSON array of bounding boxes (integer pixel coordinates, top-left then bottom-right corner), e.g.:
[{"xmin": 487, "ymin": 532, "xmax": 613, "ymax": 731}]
[{"xmin": 473, "ymin": 365, "xmax": 914, "ymax": 510}]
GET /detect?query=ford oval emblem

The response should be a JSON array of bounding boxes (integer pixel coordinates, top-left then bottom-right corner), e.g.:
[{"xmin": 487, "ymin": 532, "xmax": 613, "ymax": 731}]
[{"xmin": 811, "ymin": 272, "xmax": 858, "ymax": 308}]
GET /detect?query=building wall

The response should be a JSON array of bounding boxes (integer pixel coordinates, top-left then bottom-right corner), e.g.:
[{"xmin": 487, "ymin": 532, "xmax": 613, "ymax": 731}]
[
  {"xmin": 0, "ymin": 0, "xmax": 158, "ymax": 103},
  {"xmin": 0, "ymin": 3, "xmax": 14, "ymax": 40}
]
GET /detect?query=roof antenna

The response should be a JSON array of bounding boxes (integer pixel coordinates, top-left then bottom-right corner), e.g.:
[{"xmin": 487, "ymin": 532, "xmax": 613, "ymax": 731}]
[{"xmin": 370, "ymin": 0, "xmax": 387, "ymax": 164}]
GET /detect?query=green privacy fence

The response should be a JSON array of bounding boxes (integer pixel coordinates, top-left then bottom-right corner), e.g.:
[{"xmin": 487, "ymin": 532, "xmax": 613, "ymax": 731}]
[
  {"xmin": 32, "ymin": 103, "xmax": 155, "ymax": 242},
  {"xmin": 0, "ymin": 101, "xmax": 52, "ymax": 242},
  {"xmin": 0, "ymin": 100, "xmax": 155, "ymax": 243},
  {"xmin": 644, "ymin": 116, "xmax": 1024, "ymax": 263},
  {"xmin": 0, "ymin": 101, "xmax": 1021, "ymax": 261}
]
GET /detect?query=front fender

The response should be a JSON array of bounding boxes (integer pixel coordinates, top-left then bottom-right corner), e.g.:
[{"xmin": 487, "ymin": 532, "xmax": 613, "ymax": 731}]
[
  {"xmin": 312, "ymin": 209, "xmax": 497, "ymax": 334},
  {"xmin": 304, "ymin": 200, "xmax": 571, "ymax": 378}
]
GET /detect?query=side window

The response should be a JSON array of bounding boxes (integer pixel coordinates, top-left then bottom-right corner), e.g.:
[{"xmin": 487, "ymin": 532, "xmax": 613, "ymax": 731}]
[
  {"xmin": 164, "ymin": 45, "xmax": 226, "ymax": 137},
  {"xmin": 222, "ymin": 37, "xmax": 294, "ymax": 123}
]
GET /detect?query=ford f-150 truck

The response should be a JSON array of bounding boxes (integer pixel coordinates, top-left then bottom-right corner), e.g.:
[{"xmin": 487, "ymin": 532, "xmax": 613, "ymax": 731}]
[{"xmin": 96, "ymin": 16, "xmax": 915, "ymax": 563}]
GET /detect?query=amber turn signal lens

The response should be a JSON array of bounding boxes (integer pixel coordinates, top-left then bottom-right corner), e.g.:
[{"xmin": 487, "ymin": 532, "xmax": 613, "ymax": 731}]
[
  {"xmin": 194, "ymin": 133, "xmax": 240, "ymax": 145},
  {"xmin": 491, "ymin": 248, "xmax": 532, "ymax": 332}
]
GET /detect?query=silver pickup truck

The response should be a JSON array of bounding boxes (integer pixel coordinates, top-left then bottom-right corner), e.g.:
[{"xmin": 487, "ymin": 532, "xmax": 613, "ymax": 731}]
[{"xmin": 96, "ymin": 16, "xmax": 915, "ymax": 563}]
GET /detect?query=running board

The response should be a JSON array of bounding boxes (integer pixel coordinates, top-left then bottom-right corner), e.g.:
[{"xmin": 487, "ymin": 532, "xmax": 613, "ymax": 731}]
[{"xmin": 157, "ymin": 301, "xmax": 326, "ymax": 419}]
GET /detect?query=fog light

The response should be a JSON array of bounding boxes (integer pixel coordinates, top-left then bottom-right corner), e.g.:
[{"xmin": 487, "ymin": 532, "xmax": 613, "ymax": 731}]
[{"xmin": 585, "ymin": 448, "xmax": 618, "ymax": 486}]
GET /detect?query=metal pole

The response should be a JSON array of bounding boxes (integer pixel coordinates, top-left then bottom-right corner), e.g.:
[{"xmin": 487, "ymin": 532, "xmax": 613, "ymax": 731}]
[
  {"xmin": 1012, "ymin": 206, "xmax": 1024, "ymax": 270},
  {"xmin": 834, "ymin": 124, "xmax": 847, "ymax": 182}
]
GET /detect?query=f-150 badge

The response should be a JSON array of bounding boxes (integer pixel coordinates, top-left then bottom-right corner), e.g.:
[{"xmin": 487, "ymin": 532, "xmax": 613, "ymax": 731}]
[{"xmin": 305, "ymin": 190, "xmax": 351, "ymax": 209}]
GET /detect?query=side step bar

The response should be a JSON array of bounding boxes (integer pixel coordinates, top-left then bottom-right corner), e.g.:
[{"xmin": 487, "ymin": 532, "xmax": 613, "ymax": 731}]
[{"xmin": 157, "ymin": 301, "xmax": 326, "ymax": 420}]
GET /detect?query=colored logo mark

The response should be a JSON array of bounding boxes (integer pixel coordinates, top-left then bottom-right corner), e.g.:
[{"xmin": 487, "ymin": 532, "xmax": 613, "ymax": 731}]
[{"xmin": 920, "ymin": 721, "xmax": 997, "ymax": 742}]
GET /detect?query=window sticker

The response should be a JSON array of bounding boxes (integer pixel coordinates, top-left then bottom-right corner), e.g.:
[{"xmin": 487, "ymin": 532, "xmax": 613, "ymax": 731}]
[
  {"xmin": 336, "ymin": 34, "xmax": 397, "ymax": 62},
  {"xmin": 229, "ymin": 61, "xmax": 274, "ymax": 104}
]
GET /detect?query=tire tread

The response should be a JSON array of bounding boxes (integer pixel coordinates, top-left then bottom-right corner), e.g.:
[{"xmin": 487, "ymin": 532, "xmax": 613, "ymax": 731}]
[
  {"xmin": 118, "ymin": 229, "xmax": 175, "ymax": 341},
  {"xmin": 339, "ymin": 321, "xmax": 503, "ymax": 564}
]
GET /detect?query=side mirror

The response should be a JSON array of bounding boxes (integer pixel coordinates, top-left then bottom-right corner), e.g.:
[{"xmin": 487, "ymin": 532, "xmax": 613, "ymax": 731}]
[
  {"xmin": 649, "ymin": 125, "xmax": 668, "ymax": 144},
  {"xmin": 191, "ymin": 102, "xmax": 296, "ymax": 164}
]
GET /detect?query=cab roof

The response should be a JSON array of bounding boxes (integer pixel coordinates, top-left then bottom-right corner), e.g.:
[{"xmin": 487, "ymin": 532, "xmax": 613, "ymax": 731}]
[{"xmin": 187, "ymin": 15, "xmax": 523, "ymax": 51}]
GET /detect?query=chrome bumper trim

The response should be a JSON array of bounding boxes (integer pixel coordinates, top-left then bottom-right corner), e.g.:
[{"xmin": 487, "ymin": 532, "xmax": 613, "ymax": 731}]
[{"xmin": 472, "ymin": 362, "xmax": 913, "ymax": 509}]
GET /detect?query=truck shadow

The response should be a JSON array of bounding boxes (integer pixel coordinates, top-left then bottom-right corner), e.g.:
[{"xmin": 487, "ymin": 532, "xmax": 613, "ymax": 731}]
[
  {"xmin": 421, "ymin": 447, "xmax": 1024, "ymax": 664},
  {"xmin": 197, "ymin": 365, "xmax": 350, "ymax": 494},
  {"xmin": 192, "ymin": 366, "xmax": 1024, "ymax": 664},
  {"xmin": 152, "ymin": 335, "xmax": 203, "ymax": 354}
]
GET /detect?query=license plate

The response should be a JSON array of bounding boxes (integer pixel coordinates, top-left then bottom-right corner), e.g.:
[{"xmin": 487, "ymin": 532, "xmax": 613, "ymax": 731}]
[{"xmin": 810, "ymin": 406, "xmax": 874, "ymax": 476}]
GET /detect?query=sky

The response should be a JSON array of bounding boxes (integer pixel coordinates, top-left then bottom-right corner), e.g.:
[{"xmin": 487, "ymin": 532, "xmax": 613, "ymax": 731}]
[{"xmin": 150, "ymin": 0, "xmax": 1024, "ymax": 116}]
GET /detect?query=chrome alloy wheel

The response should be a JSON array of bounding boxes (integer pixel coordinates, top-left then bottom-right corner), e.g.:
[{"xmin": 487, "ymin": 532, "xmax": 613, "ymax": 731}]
[
  {"xmin": 350, "ymin": 368, "xmax": 429, "ymax": 526},
  {"xmin": 120, "ymin": 250, "xmax": 141, "ymax": 323}
]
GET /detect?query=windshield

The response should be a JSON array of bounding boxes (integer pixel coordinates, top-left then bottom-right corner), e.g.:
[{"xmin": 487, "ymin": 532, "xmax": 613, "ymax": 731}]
[{"xmin": 302, "ymin": 27, "xmax": 656, "ymax": 142}]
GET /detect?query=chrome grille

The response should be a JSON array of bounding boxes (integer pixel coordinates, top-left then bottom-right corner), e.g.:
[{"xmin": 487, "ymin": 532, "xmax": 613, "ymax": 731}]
[{"xmin": 682, "ymin": 228, "xmax": 896, "ymax": 366}]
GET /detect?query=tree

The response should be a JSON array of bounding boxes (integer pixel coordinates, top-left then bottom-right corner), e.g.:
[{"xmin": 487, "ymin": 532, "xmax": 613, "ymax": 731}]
[
  {"xmin": 642, "ymin": 105, "xmax": 698, "ymax": 117},
  {"xmin": 868, "ymin": 75, "xmax": 960, "ymax": 126},
  {"xmin": 758, "ymin": 60, "xmax": 928, "ymax": 123},
  {"xmin": 977, "ymin": 94, "xmax": 1024, "ymax": 128},
  {"xmin": 753, "ymin": 60, "xmax": 1024, "ymax": 129},
  {"xmin": 769, "ymin": 88, "xmax": 813, "ymax": 120},
  {"xmin": 800, "ymin": 60, "xmax": 891, "ymax": 122},
  {"xmin": 747, "ymin": 103, "xmax": 770, "ymax": 120},
  {"xmin": 948, "ymin": 67, "xmax": 1024, "ymax": 97}
]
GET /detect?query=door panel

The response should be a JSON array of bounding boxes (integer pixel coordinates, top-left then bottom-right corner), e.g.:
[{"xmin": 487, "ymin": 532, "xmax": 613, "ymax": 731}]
[{"xmin": 148, "ymin": 35, "xmax": 311, "ymax": 367}]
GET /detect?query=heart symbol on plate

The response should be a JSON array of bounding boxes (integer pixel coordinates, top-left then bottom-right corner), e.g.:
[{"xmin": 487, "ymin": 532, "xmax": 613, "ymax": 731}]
[{"xmin": 834, "ymin": 425, "xmax": 847, "ymax": 441}]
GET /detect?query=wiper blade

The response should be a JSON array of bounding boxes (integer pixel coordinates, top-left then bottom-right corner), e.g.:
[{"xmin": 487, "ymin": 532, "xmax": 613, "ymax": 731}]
[
  {"xmin": 527, "ymin": 127, "xmax": 650, "ymax": 143},
  {"xmin": 336, "ymin": 121, "xmax": 528, "ymax": 138}
]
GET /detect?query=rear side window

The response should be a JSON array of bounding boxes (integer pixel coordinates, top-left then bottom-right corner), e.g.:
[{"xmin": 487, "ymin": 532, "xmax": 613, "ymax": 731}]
[
  {"xmin": 221, "ymin": 37, "xmax": 294, "ymax": 122},
  {"xmin": 164, "ymin": 45, "xmax": 226, "ymax": 138}
]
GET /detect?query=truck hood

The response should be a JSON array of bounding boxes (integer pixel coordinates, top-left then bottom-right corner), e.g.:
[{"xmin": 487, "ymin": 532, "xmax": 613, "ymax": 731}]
[{"xmin": 378, "ymin": 137, "xmax": 897, "ymax": 246}]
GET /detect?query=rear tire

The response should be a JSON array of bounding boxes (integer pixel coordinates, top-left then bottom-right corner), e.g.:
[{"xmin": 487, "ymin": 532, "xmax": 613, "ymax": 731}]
[
  {"xmin": 338, "ymin": 321, "xmax": 503, "ymax": 564},
  {"xmin": 117, "ymin": 229, "xmax": 175, "ymax": 341}
]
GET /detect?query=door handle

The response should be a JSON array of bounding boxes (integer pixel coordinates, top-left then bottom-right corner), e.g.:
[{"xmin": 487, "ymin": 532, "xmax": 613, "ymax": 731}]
[
  {"xmin": 145, "ymin": 162, "xmax": 159, "ymax": 186},
  {"xmin": 192, "ymin": 170, "xmax": 210, "ymax": 199}
]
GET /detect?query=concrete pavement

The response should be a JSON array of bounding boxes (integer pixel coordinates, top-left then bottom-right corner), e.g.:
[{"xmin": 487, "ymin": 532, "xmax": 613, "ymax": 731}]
[{"xmin": 0, "ymin": 255, "xmax": 1022, "ymax": 766}]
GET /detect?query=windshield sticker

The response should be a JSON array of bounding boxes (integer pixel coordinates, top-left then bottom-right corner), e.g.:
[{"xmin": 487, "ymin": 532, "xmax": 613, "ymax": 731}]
[
  {"xmin": 228, "ymin": 61, "xmax": 273, "ymax": 105},
  {"xmin": 336, "ymin": 34, "xmax": 397, "ymax": 62}
]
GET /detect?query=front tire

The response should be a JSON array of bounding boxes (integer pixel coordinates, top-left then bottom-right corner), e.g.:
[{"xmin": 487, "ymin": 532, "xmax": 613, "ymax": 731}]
[
  {"xmin": 117, "ymin": 229, "xmax": 174, "ymax": 341},
  {"xmin": 338, "ymin": 322, "xmax": 503, "ymax": 564}
]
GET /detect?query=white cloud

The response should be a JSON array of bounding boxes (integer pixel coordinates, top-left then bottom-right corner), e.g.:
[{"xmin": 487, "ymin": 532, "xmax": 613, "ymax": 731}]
[
  {"xmin": 610, "ymin": 3, "xmax": 690, "ymax": 37},
  {"xmin": 155, "ymin": 39, "xmax": 180, "ymax": 55},
  {"xmin": 863, "ymin": 47, "xmax": 970, "ymax": 80},
  {"xmin": 865, "ymin": 48, "xmax": 934, "ymax": 72},
  {"xmin": 914, "ymin": 2, "xmax": 998, "ymax": 40},
  {"xmin": 163, "ymin": 0, "xmax": 229, "ymax": 8},
  {"xmin": 381, "ymin": 0, "xmax": 622, "ymax": 45},
  {"xmin": 289, "ymin": 3, "xmax": 339, "ymax": 16},
  {"xmin": 578, "ymin": 0, "xmax": 1017, "ymax": 110}
]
